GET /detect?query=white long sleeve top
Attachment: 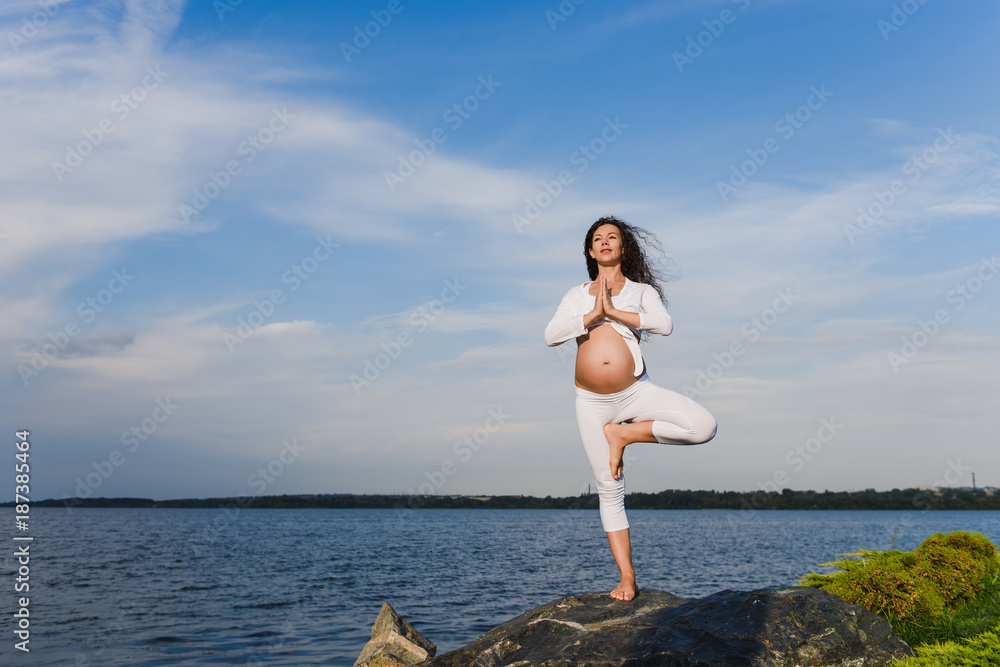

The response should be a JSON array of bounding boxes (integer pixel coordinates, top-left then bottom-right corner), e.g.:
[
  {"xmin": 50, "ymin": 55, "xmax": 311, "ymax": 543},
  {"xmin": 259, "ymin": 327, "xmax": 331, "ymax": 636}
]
[{"xmin": 544, "ymin": 277, "xmax": 673, "ymax": 377}]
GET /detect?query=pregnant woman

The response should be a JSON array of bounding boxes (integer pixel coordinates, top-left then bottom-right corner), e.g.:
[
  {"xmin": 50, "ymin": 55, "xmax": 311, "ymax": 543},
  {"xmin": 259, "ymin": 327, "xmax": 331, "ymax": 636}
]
[{"xmin": 544, "ymin": 216, "xmax": 718, "ymax": 601}]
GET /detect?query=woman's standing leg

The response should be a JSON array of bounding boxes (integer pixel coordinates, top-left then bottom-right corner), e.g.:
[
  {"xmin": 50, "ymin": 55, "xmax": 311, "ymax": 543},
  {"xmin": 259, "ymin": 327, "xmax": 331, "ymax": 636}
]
[
  {"xmin": 576, "ymin": 389, "xmax": 637, "ymax": 600},
  {"xmin": 605, "ymin": 528, "xmax": 635, "ymax": 600}
]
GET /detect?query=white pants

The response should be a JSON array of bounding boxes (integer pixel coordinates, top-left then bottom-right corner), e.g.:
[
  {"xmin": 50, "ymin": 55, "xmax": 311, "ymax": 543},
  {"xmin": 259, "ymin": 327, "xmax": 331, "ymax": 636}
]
[{"xmin": 575, "ymin": 373, "xmax": 717, "ymax": 532}]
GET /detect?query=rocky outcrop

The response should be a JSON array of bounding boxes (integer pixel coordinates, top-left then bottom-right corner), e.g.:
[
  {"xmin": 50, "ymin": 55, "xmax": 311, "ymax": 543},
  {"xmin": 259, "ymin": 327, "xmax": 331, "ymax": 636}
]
[
  {"xmin": 419, "ymin": 587, "xmax": 915, "ymax": 667},
  {"xmin": 354, "ymin": 602, "xmax": 437, "ymax": 667}
]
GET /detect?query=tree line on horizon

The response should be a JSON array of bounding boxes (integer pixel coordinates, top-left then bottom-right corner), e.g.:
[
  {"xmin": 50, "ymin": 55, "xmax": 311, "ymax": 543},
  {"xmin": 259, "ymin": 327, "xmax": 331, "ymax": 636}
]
[{"xmin": 15, "ymin": 487, "xmax": 999, "ymax": 511}]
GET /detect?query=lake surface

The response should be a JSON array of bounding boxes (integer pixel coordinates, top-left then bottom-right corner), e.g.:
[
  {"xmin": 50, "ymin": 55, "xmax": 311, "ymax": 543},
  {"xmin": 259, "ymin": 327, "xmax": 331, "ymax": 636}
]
[{"xmin": 2, "ymin": 507, "xmax": 998, "ymax": 665}]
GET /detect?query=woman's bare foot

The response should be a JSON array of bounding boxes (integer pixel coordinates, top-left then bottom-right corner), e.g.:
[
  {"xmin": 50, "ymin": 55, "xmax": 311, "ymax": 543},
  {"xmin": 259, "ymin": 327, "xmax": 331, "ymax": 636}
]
[
  {"xmin": 606, "ymin": 529, "xmax": 637, "ymax": 601},
  {"xmin": 610, "ymin": 573, "xmax": 637, "ymax": 601},
  {"xmin": 604, "ymin": 423, "xmax": 629, "ymax": 480}
]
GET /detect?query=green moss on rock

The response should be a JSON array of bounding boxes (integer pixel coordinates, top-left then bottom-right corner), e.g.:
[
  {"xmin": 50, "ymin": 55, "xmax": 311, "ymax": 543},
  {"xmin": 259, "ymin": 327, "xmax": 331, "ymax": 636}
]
[{"xmin": 799, "ymin": 531, "xmax": 1000, "ymax": 648}]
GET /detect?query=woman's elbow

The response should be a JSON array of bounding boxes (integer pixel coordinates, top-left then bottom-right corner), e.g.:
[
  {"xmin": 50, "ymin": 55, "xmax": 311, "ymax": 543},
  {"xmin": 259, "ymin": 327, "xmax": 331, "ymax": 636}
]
[
  {"xmin": 641, "ymin": 313, "xmax": 672, "ymax": 336},
  {"xmin": 543, "ymin": 327, "xmax": 561, "ymax": 347},
  {"xmin": 657, "ymin": 312, "xmax": 673, "ymax": 335}
]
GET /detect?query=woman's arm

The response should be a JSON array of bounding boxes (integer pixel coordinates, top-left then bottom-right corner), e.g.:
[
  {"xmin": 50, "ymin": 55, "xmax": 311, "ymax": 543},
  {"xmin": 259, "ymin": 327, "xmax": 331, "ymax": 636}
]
[
  {"xmin": 544, "ymin": 286, "xmax": 590, "ymax": 346},
  {"xmin": 546, "ymin": 280, "xmax": 610, "ymax": 345},
  {"xmin": 603, "ymin": 282, "xmax": 672, "ymax": 335},
  {"xmin": 637, "ymin": 284, "xmax": 672, "ymax": 335}
]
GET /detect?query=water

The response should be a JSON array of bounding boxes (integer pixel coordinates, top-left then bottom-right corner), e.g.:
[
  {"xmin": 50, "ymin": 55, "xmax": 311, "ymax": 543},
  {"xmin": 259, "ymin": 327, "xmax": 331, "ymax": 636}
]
[{"xmin": 2, "ymin": 507, "xmax": 998, "ymax": 665}]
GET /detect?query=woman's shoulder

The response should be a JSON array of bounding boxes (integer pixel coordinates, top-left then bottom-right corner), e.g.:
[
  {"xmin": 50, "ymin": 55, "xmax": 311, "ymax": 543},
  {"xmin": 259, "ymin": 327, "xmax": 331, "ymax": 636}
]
[
  {"xmin": 623, "ymin": 277, "xmax": 655, "ymax": 293},
  {"xmin": 624, "ymin": 278, "xmax": 666, "ymax": 304}
]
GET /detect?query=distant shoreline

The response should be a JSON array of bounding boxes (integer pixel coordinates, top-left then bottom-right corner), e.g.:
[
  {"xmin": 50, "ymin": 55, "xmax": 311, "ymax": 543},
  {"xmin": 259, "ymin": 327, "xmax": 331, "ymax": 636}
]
[{"xmin": 6, "ymin": 487, "xmax": 999, "ymax": 511}]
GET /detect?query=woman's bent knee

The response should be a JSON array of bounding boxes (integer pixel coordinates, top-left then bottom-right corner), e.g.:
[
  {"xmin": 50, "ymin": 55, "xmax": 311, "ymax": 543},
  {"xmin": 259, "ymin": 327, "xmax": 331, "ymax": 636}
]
[{"xmin": 695, "ymin": 417, "xmax": 718, "ymax": 444}]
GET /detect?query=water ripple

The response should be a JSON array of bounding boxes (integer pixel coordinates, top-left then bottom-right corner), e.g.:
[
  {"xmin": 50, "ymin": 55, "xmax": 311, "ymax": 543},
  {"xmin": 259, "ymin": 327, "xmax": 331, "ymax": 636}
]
[{"xmin": 1, "ymin": 507, "xmax": 997, "ymax": 665}]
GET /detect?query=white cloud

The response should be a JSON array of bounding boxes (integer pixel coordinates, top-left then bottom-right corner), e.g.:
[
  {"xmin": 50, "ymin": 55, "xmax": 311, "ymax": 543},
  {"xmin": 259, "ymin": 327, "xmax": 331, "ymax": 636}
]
[{"xmin": 3, "ymin": 2, "xmax": 999, "ymax": 499}]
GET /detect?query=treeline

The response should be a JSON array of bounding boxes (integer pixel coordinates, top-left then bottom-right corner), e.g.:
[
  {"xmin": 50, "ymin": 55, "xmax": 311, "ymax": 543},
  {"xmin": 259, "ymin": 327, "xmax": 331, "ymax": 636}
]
[
  {"xmin": 626, "ymin": 488, "xmax": 1000, "ymax": 511},
  {"xmin": 13, "ymin": 487, "xmax": 1000, "ymax": 510},
  {"xmin": 22, "ymin": 494, "xmax": 602, "ymax": 510}
]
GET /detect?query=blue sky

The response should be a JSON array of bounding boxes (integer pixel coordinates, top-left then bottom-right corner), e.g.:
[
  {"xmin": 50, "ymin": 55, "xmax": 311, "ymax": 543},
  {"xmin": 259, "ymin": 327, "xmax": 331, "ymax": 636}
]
[{"xmin": 2, "ymin": 0, "xmax": 998, "ymax": 502}]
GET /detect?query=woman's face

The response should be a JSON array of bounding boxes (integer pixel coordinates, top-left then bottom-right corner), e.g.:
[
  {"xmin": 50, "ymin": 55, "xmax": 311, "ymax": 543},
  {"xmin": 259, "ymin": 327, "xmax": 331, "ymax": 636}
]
[{"xmin": 588, "ymin": 223, "xmax": 623, "ymax": 264}]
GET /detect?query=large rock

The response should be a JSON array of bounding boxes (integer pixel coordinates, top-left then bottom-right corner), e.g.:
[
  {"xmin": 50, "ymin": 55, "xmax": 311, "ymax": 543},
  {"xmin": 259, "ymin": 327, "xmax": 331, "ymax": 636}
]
[
  {"xmin": 355, "ymin": 602, "xmax": 437, "ymax": 667},
  {"xmin": 420, "ymin": 587, "xmax": 915, "ymax": 666}
]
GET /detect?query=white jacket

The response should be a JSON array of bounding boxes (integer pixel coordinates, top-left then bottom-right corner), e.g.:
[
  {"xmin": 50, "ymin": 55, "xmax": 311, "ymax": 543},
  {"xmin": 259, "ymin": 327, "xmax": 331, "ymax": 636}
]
[{"xmin": 544, "ymin": 277, "xmax": 673, "ymax": 377}]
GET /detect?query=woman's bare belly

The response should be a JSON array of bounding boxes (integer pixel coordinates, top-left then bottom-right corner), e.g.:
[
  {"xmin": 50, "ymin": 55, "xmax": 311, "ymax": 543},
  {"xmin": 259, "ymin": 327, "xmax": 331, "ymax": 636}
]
[{"xmin": 575, "ymin": 323, "xmax": 641, "ymax": 394}]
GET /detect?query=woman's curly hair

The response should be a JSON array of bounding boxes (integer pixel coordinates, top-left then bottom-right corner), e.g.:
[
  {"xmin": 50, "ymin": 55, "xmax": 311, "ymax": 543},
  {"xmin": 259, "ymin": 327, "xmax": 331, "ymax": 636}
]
[{"xmin": 583, "ymin": 216, "xmax": 670, "ymax": 305}]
